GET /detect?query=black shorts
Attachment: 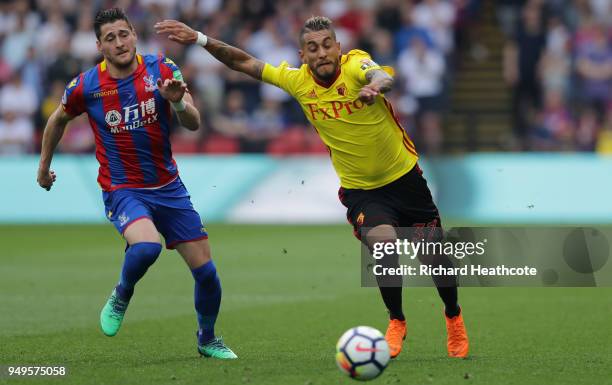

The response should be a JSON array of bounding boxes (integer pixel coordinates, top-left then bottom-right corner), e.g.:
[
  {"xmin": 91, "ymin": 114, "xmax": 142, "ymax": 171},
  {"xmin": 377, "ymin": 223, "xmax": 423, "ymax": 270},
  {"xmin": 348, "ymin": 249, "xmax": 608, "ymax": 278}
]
[{"xmin": 338, "ymin": 164, "xmax": 441, "ymax": 241}]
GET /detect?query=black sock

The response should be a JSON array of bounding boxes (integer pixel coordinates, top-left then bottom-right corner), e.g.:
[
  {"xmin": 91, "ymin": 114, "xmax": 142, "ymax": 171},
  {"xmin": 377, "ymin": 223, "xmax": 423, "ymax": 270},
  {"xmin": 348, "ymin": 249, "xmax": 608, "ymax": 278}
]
[
  {"xmin": 437, "ymin": 286, "xmax": 460, "ymax": 317},
  {"xmin": 378, "ymin": 286, "xmax": 405, "ymax": 320},
  {"xmin": 373, "ymin": 241, "xmax": 405, "ymax": 321},
  {"xmin": 419, "ymin": 248, "xmax": 460, "ymax": 318}
]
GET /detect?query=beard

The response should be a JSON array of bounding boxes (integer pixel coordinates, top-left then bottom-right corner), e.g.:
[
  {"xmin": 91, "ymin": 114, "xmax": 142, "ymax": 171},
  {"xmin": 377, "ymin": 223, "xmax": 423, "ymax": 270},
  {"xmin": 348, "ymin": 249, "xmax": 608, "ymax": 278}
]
[
  {"xmin": 107, "ymin": 47, "xmax": 137, "ymax": 68},
  {"xmin": 312, "ymin": 61, "xmax": 339, "ymax": 83},
  {"xmin": 313, "ymin": 66, "xmax": 338, "ymax": 83}
]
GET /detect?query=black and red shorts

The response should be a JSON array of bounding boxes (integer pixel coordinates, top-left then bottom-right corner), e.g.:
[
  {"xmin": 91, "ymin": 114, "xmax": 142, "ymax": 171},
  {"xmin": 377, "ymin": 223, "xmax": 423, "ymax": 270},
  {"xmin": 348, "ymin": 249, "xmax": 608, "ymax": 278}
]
[{"xmin": 338, "ymin": 164, "xmax": 441, "ymax": 242}]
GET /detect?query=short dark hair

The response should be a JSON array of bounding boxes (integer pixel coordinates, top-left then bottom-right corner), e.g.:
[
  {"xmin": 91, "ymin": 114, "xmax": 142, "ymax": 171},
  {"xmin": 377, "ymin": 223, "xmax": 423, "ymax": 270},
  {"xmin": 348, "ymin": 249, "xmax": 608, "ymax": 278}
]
[
  {"xmin": 299, "ymin": 16, "xmax": 336, "ymax": 46},
  {"xmin": 94, "ymin": 8, "xmax": 131, "ymax": 40}
]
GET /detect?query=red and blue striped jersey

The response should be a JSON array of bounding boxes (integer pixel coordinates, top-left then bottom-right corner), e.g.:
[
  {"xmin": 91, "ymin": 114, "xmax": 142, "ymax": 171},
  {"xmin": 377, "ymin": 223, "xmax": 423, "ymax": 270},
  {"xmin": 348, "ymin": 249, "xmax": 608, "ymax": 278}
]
[{"xmin": 62, "ymin": 54, "xmax": 185, "ymax": 191}]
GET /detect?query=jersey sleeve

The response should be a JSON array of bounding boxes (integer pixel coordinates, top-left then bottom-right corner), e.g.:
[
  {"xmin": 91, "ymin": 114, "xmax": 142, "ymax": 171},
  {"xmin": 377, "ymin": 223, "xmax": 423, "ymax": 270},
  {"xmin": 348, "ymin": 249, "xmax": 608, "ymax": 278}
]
[
  {"xmin": 345, "ymin": 50, "xmax": 384, "ymax": 86},
  {"xmin": 261, "ymin": 61, "xmax": 301, "ymax": 97},
  {"xmin": 159, "ymin": 56, "xmax": 185, "ymax": 82},
  {"xmin": 61, "ymin": 74, "xmax": 85, "ymax": 117}
]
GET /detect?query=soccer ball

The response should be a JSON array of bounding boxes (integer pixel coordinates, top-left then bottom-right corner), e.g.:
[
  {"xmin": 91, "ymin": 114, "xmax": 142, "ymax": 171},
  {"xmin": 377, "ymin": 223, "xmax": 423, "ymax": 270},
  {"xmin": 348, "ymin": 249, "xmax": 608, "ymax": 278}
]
[{"xmin": 335, "ymin": 326, "xmax": 390, "ymax": 381}]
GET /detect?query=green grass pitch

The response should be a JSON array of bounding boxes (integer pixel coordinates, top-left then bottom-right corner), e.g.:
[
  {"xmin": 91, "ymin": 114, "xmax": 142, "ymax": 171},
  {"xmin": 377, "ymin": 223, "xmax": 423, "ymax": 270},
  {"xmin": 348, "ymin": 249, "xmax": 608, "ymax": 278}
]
[{"xmin": 1, "ymin": 224, "xmax": 611, "ymax": 385}]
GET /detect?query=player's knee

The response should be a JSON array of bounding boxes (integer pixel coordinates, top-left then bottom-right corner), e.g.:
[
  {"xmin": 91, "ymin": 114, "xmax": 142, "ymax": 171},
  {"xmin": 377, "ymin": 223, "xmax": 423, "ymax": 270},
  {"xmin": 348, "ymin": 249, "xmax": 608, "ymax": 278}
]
[
  {"xmin": 177, "ymin": 239, "xmax": 212, "ymax": 269},
  {"xmin": 129, "ymin": 242, "xmax": 162, "ymax": 265},
  {"xmin": 191, "ymin": 260, "xmax": 218, "ymax": 285},
  {"xmin": 365, "ymin": 224, "xmax": 397, "ymax": 249},
  {"xmin": 200, "ymin": 245, "xmax": 212, "ymax": 262}
]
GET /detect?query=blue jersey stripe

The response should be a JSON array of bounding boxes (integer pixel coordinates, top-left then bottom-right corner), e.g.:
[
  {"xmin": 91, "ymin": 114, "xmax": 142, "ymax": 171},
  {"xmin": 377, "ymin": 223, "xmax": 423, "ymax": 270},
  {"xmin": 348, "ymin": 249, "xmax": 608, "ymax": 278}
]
[
  {"xmin": 149, "ymin": 61, "xmax": 176, "ymax": 175},
  {"xmin": 84, "ymin": 69, "xmax": 127, "ymax": 186},
  {"xmin": 117, "ymin": 75, "xmax": 158, "ymax": 185}
]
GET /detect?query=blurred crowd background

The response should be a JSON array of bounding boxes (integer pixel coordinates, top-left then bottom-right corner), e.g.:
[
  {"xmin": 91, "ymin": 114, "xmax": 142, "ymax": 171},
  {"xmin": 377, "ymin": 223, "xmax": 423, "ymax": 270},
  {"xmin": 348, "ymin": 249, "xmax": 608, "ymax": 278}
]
[{"xmin": 0, "ymin": 0, "xmax": 610, "ymax": 156}]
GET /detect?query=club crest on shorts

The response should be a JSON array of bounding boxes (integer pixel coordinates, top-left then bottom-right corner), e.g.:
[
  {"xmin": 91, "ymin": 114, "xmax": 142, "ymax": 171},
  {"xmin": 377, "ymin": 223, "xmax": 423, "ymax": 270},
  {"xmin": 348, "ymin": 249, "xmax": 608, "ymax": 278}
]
[
  {"xmin": 118, "ymin": 212, "xmax": 130, "ymax": 227},
  {"xmin": 357, "ymin": 212, "xmax": 365, "ymax": 226}
]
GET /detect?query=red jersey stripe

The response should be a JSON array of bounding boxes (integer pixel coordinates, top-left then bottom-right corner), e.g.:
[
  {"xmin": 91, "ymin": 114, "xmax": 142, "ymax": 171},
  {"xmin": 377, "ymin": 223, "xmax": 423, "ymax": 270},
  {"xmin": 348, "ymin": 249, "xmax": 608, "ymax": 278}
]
[
  {"xmin": 131, "ymin": 66, "xmax": 166, "ymax": 184},
  {"xmin": 98, "ymin": 65, "xmax": 145, "ymax": 185},
  {"xmin": 382, "ymin": 97, "xmax": 419, "ymax": 157},
  {"xmin": 87, "ymin": 114, "xmax": 112, "ymax": 190}
]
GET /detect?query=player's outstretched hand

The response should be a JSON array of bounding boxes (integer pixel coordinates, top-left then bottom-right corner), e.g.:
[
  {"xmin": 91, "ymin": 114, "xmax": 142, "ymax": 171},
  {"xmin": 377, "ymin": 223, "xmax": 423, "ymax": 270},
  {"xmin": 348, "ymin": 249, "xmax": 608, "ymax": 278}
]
[
  {"xmin": 154, "ymin": 20, "xmax": 197, "ymax": 45},
  {"xmin": 358, "ymin": 84, "xmax": 379, "ymax": 105},
  {"xmin": 157, "ymin": 78, "xmax": 188, "ymax": 103},
  {"xmin": 37, "ymin": 168, "xmax": 56, "ymax": 191}
]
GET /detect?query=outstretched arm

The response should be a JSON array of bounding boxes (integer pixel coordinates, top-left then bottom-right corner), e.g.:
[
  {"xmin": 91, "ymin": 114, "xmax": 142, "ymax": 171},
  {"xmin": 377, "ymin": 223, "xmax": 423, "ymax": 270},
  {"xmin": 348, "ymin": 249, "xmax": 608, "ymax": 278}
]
[
  {"xmin": 359, "ymin": 69, "xmax": 394, "ymax": 105},
  {"xmin": 37, "ymin": 105, "xmax": 74, "ymax": 190},
  {"xmin": 155, "ymin": 20, "xmax": 265, "ymax": 80}
]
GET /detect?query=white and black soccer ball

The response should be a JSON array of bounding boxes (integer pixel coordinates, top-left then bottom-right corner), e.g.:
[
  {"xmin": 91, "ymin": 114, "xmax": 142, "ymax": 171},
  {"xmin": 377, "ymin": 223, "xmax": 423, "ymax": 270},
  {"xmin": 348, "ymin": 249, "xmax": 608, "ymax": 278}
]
[{"xmin": 335, "ymin": 326, "xmax": 390, "ymax": 381}]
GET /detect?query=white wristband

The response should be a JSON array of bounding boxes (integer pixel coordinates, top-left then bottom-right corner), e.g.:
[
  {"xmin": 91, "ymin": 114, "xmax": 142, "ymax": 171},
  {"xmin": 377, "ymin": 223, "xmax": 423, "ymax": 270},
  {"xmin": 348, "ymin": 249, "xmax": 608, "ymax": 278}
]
[
  {"xmin": 171, "ymin": 99, "xmax": 186, "ymax": 112},
  {"xmin": 196, "ymin": 31, "xmax": 208, "ymax": 47}
]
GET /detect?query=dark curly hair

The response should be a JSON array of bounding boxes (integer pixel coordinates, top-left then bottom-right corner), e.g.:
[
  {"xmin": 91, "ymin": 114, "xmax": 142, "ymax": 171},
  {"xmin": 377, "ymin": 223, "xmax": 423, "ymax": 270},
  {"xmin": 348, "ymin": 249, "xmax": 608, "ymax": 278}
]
[{"xmin": 94, "ymin": 8, "xmax": 132, "ymax": 40}]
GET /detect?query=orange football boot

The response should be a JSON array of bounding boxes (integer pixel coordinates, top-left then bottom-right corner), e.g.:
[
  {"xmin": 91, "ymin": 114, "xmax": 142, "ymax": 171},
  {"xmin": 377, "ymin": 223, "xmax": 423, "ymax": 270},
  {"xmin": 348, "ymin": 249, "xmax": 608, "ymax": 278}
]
[
  {"xmin": 385, "ymin": 319, "xmax": 407, "ymax": 358},
  {"xmin": 445, "ymin": 309, "xmax": 469, "ymax": 358}
]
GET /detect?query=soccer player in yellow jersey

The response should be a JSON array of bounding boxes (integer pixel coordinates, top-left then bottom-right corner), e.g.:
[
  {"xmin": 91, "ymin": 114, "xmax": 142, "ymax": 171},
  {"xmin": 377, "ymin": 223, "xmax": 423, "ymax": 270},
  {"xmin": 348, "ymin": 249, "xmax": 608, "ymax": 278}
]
[{"xmin": 155, "ymin": 16, "xmax": 469, "ymax": 359}]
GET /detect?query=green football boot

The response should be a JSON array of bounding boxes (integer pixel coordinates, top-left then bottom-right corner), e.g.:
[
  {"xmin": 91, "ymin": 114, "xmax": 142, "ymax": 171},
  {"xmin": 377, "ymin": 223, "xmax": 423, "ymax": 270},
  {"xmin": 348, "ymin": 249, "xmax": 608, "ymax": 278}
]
[
  {"xmin": 197, "ymin": 336, "xmax": 238, "ymax": 359},
  {"xmin": 100, "ymin": 289, "xmax": 129, "ymax": 337}
]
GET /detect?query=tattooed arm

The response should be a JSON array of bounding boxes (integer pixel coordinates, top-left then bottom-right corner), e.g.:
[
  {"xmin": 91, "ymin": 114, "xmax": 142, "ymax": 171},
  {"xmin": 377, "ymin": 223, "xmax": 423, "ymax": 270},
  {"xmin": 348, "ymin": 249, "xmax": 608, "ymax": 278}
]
[
  {"xmin": 359, "ymin": 69, "xmax": 394, "ymax": 105},
  {"xmin": 155, "ymin": 20, "xmax": 265, "ymax": 80},
  {"xmin": 365, "ymin": 69, "xmax": 394, "ymax": 94},
  {"xmin": 202, "ymin": 37, "xmax": 265, "ymax": 80}
]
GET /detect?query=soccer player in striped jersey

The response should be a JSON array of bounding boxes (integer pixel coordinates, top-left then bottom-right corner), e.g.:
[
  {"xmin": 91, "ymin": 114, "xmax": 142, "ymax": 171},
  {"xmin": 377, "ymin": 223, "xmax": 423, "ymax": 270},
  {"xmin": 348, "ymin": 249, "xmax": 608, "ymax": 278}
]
[
  {"xmin": 36, "ymin": 8, "xmax": 236, "ymax": 359},
  {"xmin": 155, "ymin": 16, "xmax": 469, "ymax": 359}
]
